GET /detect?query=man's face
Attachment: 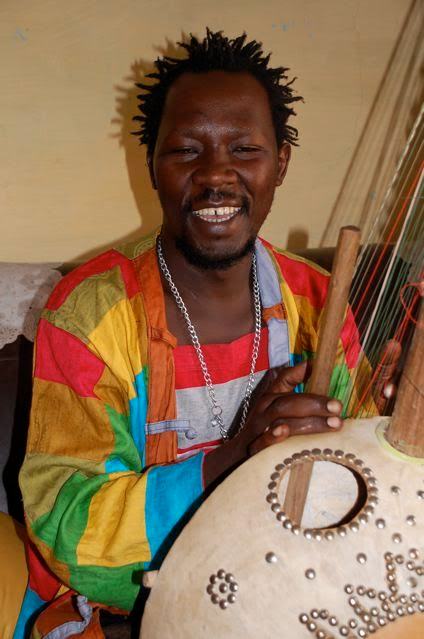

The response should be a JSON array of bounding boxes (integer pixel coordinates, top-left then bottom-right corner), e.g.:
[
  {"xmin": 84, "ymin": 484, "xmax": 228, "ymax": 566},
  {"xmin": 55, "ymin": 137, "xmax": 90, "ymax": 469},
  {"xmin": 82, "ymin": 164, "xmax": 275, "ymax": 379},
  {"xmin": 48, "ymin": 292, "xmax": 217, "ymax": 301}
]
[{"xmin": 151, "ymin": 70, "xmax": 290, "ymax": 267}]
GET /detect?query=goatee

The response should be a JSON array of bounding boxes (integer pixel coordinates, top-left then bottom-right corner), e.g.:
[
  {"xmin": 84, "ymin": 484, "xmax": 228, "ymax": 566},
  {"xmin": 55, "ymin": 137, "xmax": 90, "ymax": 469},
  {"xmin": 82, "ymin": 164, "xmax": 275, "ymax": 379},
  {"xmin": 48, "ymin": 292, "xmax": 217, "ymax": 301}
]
[{"xmin": 175, "ymin": 235, "xmax": 256, "ymax": 270}]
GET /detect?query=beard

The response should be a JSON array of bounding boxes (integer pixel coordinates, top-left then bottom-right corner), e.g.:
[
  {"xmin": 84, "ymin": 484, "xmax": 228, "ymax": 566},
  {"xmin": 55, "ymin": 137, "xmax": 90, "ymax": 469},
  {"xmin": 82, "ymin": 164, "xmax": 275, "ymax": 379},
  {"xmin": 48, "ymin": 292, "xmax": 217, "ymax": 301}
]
[
  {"xmin": 175, "ymin": 233, "xmax": 256, "ymax": 270},
  {"xmin": 175, "ymin": 190, "xmax": 255, "ymax": 270}
]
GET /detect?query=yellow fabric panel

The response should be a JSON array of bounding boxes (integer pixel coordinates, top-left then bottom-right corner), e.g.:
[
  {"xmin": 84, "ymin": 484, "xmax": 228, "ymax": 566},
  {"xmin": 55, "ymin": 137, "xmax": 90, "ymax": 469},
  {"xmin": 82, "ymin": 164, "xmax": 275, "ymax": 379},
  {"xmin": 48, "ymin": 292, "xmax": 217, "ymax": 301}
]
[
  {"xmin": 280, "ymin": 279, "xmax": 300, "ymax": 353},
  {"xmin": 272, "ymin": 246, "xmax": 330, "ymax": 276},
  {"xmin": 21, "ymin": 452, "xmax": 104, "ymax": 524},
  {"xmin": 27, "ymin": 379, "xmax": 115, "ymax": 461},
  {"xmin": 129, "ymin": 291, "xmax": 148, "ymax": 366},
  {"xmin": 292, "ymin": 293, "xmax": 322, "ymax": 355},
  {"xmin": 94, "ymin": 365, "xmax": 129, "ymax": 415},
  {"xmin": 77, "ymin": 472, "xmax": 151, "ymax": 566},
  {"xmin": 88, "ymin": 298, "xmax": 142, "ymax": 400},
  {"xmin": 0, "ymin": 514, "xmax": 28, "ymax": 639}
]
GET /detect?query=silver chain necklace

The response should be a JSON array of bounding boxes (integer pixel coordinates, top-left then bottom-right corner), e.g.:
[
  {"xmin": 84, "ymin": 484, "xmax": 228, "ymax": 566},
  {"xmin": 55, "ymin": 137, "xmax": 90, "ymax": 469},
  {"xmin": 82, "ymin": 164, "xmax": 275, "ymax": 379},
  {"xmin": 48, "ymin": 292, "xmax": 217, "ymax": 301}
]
[{"xmin": 157, "ymin": 236, "xmax": 262, "ymax": 440}]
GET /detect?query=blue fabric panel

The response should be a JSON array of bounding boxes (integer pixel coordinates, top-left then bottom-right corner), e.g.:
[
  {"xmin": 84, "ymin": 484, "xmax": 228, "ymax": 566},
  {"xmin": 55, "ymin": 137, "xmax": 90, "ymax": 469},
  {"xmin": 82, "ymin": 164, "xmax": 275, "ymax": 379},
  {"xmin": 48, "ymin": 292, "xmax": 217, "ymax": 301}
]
[
  {"xmin": 144, "ymin": 452, "xmax": 204, "ymax": 568},
  {"xmin": 13, "ymin": 586, "xmax": 46, "ymax": 639},
  {"xmin": 130, "ymin": 369, "xmax": 148, "ymax": 465},
  {"xmin": 255, "ymin": 240, "xmax": 283, "ymax": 308}
]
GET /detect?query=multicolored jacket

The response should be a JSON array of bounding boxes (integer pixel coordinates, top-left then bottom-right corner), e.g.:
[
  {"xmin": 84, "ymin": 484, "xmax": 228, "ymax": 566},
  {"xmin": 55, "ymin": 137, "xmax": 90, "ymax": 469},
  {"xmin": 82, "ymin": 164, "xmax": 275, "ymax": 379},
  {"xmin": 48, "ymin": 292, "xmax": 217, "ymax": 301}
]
[{"xmin": 15, "ymin": 232, "xmax": 363, "ymax": 637}]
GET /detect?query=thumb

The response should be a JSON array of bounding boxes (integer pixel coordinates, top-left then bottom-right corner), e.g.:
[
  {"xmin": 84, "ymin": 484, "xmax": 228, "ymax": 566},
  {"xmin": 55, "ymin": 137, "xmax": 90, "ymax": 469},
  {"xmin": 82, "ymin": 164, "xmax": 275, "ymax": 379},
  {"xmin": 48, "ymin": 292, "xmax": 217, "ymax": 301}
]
[{"xmin": 271, "ymin": 361, "xmax": 307, "ymax": 393}]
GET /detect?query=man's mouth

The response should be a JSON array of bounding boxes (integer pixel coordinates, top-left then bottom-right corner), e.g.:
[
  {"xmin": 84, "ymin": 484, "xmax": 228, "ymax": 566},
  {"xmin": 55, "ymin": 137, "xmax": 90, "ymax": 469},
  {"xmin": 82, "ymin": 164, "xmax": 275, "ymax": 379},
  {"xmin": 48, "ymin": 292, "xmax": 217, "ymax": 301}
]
[{"xmin": 191, "ymin": 206, "xmax": 241, "ymax": 223}]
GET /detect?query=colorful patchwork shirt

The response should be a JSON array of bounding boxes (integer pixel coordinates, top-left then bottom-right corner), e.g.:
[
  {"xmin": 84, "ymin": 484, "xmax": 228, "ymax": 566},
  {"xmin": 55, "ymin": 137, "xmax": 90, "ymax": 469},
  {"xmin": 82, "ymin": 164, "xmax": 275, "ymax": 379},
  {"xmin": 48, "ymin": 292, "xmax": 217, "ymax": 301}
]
[{"xmin": 15, "ymin": 232, "xmax": 363, "ymax": 637}]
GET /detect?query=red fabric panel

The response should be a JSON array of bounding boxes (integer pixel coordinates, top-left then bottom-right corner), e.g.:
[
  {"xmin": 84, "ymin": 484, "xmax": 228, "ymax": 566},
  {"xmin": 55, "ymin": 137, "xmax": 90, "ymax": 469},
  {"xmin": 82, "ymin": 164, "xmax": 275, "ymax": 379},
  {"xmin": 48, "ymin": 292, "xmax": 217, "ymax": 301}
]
[{"xmin": 35, "ymin": 319, "xmax": 104, "ymax": 397}]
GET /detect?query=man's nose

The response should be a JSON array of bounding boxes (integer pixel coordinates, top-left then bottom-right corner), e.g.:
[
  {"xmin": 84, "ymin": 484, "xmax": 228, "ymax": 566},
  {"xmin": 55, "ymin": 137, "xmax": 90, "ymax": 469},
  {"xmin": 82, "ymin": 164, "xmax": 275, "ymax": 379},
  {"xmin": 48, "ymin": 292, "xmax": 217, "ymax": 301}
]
[{"xmin": 192, "ymin": 149, "xmax": 237, "ymax": 188}]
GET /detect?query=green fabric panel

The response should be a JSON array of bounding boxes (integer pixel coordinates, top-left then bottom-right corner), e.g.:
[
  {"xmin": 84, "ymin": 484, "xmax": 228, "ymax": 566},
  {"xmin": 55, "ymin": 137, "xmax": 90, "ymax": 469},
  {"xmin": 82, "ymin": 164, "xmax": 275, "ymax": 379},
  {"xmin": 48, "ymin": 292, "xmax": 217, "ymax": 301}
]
[
  {"xmin": 329, "ymin": 363, "xmax": 351, "ymax": 416},
  {"xmin": 105, "ymin": 404, "xmax": 142, "ymax": 472},
  {"xmin": 69, "ymin": 561, "xmax": 143, "ymax": 610},
  {"xmin": 116, "ymin": 229, "xmax": 158, "ymax": 260},
  {"xmin": 21, "ymin": 453, "xmax": 104, "ymax": 524},
  {"xmin": 32, "ymin": 471, "xmax": 109, "ymax": 565},
  {"xmin": 42, "ymin": 266, "xmax": 127, "ymax": 343}
]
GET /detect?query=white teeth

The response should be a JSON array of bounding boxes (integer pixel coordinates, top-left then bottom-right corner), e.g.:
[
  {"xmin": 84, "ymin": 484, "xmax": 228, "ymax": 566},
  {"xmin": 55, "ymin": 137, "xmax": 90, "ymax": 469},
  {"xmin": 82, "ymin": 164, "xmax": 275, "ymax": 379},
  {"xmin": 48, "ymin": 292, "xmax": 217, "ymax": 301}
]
[{"xmin": 193, "ymin": 206, "xmax": 240, "ymax": 218}]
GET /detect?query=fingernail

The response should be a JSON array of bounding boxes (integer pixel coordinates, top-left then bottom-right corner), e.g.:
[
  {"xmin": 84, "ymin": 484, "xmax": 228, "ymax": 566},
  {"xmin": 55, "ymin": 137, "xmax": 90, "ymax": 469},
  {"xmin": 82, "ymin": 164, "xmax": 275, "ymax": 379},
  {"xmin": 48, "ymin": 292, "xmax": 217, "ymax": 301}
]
[
  {"xmin": 273, "ymin": 425, "xmax": 285, "ymax": 437},
  {"xmin": 327, "ymin": 399, "xmax": 342, "ymax": 414},
  {"xmin": 327, "ymin": 416, "xmax": 341, "ymax": 429}
]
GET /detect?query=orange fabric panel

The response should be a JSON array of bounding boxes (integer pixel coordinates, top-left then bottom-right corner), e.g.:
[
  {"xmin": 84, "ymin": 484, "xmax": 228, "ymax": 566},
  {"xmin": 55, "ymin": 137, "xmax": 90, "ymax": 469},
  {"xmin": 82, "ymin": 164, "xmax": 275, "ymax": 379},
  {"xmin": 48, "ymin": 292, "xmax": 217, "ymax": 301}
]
[
  {"xmin": 145, "ymin": 432, "xmax": 177, "ymax": 467},
  {"xmin": 28, "ymin": 379, "xmax": 115, "ymax": 461},
  {"xmin": 134, "ymin": 250, "xmax": 177, "ymax": 424}
]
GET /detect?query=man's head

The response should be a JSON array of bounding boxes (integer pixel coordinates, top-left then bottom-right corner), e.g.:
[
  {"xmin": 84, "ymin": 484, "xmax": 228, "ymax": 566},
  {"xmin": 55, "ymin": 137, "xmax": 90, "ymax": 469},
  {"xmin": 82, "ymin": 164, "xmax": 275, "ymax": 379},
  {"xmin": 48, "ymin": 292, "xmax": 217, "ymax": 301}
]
[
  {"xmin": 133, "ymin": 30, "xmax": 302, "ymax": 269},
  {"xmin": 133, "ymin": 29, "xmax": 302, "ymax": 156}
]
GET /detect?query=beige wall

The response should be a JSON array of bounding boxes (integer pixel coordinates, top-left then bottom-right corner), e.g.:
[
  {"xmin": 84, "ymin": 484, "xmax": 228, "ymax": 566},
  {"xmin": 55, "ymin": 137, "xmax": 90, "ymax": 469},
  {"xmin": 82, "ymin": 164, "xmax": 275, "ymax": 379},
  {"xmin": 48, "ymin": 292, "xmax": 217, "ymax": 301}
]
[{"xmin": 0, "ymin": 0, "xmax": 411, "ymax": 262}]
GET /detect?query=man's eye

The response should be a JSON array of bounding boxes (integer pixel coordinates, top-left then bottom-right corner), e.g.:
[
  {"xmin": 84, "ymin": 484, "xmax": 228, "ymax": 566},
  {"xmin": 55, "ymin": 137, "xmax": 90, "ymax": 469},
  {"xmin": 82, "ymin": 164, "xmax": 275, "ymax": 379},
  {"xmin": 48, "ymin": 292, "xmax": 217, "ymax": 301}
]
[
  {"xmin": 235, "ymin": 146, "xmax": 259, "ymax": 153},
  {"xmin": 172, "ymin": 147, "xmax": 197, "ymax": 155}
]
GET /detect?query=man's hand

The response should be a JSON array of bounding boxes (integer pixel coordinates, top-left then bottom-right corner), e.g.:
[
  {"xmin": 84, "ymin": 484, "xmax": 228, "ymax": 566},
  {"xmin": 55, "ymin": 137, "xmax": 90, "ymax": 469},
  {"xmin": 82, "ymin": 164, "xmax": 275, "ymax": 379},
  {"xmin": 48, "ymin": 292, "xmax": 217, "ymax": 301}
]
[{"xmin": 203, "ymin": 362, "xmax": 343, "ymax": 488}]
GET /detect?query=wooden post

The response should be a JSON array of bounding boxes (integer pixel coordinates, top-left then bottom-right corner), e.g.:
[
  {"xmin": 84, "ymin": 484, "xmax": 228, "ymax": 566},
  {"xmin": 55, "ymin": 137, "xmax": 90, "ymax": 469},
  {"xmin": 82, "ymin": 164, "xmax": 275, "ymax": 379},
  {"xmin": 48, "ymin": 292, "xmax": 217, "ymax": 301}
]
[
  {"xmin": 283, "ymin": 226, "xmax": 361, "ymax": 524},
  {"xmin": 386, "ymin": 299, "xmax": 424, "ymax": 457}
]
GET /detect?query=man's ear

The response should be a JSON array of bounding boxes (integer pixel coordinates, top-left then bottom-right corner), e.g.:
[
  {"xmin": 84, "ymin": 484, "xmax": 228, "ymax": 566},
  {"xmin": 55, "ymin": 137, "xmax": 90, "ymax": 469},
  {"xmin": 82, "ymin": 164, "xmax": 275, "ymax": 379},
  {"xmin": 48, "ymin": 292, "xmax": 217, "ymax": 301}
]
[
  {"xmin": 276, "ymin": 142, "xmax": 291, "ymax": 186},
  {"xmin": 147, "ymin": 155, "xmax": 157, "ymax": 190}
]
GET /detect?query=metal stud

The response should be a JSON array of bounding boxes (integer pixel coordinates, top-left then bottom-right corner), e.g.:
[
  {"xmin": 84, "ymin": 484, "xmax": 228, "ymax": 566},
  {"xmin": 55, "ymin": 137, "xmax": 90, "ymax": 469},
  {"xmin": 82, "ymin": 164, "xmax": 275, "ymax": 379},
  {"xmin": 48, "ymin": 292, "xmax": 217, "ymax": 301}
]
[
  {"xmin": 277, "ymin": 511, "xmax": 287, "ymax": 522},
  {"xmin": 375, "ymin": 518, "xmax": 386, "ymax": 529},
  {"xmin": 406, "ymin": 515, "xmax": 416, "ymax": 526},
  {"xmin": 339, "ymin": 626, "xmax": 349, "ymax": 636},
  {"xmin": 357, "ymin": 553, "xmax": 367, "ymax": 565},
  {"xmin": 367, "ymin": 589, "xmax": 376, "ymax": 599},
  {"xmin": 337, "ymin": 526, "xmax": 347, "ymax": 537},
  {"xmin": 275, "ymin": 463, "xmax": 285, "ymax": 471},
  {"xmin": 305, "ymin": 568, "xmax": 316, "ymax": 580},
  {"xmin": 307, "ymin": 621, "xmax": 317, "ymax": 632},
  {"xmin": 211, "ymin": 594, "xmax": 219, "ymax": 604},
  {"xmin": 390, "ymin": 485, "xmax": 400, "ymax": 494},
  {"xmin": 292, "ymin": 525, "xmax": 301, "ymax": 535},
  {"xmin": 311, "ymin": 609, "xmax": 319, "ymax": 619},
  {"xmin": 268, "ymin": 481, "xmax": 277, "ymax": 490},
  {"xmin": 407, "ymin": 576, "xmax": 418, "ymax": 588},
  {"xmin": 334, "ymin": 449, "xmax": 344, "ymax": 458},
  {"xmin": 344, "ymin": 584, "xmax": 354, "ymax": 594},
  {"xmin": 210, "ymin": 574, "xmax": 218, "ymax": 584},
  {"xmin": 217, "ymin": 569, "xmax": 226, "ymax": 579},
  {"xmin": 357, "ymin": 585, "xmax": 366, "ymax": 595},
  {"xmin": 328, "ymin": 616, "xmax": 338, "ymax": 626},
  {"xmin": 319, "ymin": 609, "xmax": 329, "ymax": 619},
  {"xmin": 395, "ymin": 554, "xmax": 404, "ymax": 564},
  {"xmin": 312, "ymin": 530, "xmax": 322, "ymax": 541},
  {"xmin": 349, "ymin": 521, "xmax": 359, "ymax": 533},
  {"xmin": 271, "ymin": 503, "xmax": 281, "ymax": 513},
  {"xmin": 206, "ymin": 584, "xmax": 214, "ymax": 594},
  {"xmin": 323, "ymin": 448, "xmax": 333, "ymax": 456},
  {"xmin": 270, "ymin": 471, "xmax": 280, "ymax": 480},
  {"xmin": 312, "ymin": 448, "xmax": 321, "ymax": 455},
  {"xmin": 348, "ymin": 618, "xmax": 358, "ymax": 628},
  {"xmin": 283, "ymin": 519, "xmax": 293, "ymax": 530},
  {"xmin": 229, "ymin": 583, "xmax": 238, "ymax": 592},
  {"xmin": 219, "ymin": 583, "xmax": 228, "ymax": 593},
  {"xmin": 266, "ymin": 492, "xmax": 278, "ymax": 503},
  {"xmin": 225, "ymin": 573, "xmax": 235, "ymax": 583},
  {"xmin": 392, "ymin": 533, "xmax": 402, "ymax": 544},
  {"xmin": 283, "ymin": 458, "xmax": 293, "ymax": 466},
  {"xmin": 227, "ymin": 593, "xmax": 236, "ymax": 604},
  {"xmin": 417, "ymin": 490, "xmax": 424, "ymax": 499},
  {"xmin": 304, "ymin": 529, "xmax": 313, "ymax": 539},
  {"xmin": 357, "ymin": 629, "xmax": 367, "ymax": 638},
  {"xmin": 299, "ymin": 613, "xmax": 309, "ymax": 624},
  {"xmin": 324, "ymin": 530, "xmax": 334, "ymax": 541},
  {"xmin": 219, "ymin": 600, "xmax": 228, "ymax": 610},
  {"xmin": 265, "ymin": 552, "xmax": 278, "ymax": 564},
  {"xmin": 316, "ymin": 631, "xmax": 326, "ymax": 639}
]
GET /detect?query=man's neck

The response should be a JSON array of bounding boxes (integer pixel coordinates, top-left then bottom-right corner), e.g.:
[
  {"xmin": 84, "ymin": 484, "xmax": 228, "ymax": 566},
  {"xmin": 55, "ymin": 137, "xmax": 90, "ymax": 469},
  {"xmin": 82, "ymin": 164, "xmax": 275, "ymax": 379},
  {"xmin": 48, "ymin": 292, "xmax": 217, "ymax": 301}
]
[{"xmin": 158, "ymin": 237, "xmax": 258, "ymax": 345}]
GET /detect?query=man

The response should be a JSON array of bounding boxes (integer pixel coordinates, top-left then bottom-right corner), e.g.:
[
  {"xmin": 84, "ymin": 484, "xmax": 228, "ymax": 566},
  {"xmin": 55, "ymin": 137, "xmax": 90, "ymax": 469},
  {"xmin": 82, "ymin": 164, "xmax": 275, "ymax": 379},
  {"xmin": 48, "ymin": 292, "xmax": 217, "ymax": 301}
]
[{"xmin": 16, "ymin": 30, "xmax": 360, "ymax": 638}]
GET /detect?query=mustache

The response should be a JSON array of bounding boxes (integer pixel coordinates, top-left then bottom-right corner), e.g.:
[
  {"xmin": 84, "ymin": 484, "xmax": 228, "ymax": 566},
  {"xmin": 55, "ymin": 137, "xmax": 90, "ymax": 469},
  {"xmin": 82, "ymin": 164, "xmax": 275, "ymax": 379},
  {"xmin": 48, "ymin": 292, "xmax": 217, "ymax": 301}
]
[{"xmin": 182, "ymin": 189, "xmax": 248, "ymax": 214}]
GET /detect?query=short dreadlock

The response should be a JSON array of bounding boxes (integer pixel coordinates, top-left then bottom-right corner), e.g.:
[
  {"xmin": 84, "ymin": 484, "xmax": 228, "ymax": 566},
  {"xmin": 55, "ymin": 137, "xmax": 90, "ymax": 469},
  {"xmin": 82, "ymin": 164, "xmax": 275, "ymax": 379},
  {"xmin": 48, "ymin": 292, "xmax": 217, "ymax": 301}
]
[{"xmin": 133, "ymin": 29, "xmax": 302, "ymax": 155}]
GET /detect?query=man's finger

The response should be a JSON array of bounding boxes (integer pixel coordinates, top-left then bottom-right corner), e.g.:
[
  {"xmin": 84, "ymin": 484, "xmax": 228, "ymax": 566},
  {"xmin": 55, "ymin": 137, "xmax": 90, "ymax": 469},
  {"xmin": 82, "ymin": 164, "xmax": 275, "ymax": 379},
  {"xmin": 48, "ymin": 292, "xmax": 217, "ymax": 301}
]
[
  {"xmin": 249, "ymin": 424, "xmax": 290, "ymax": 456},
  {"xmin": 271, "ymin": 361, "xmax": 307, "ymax": 393}
]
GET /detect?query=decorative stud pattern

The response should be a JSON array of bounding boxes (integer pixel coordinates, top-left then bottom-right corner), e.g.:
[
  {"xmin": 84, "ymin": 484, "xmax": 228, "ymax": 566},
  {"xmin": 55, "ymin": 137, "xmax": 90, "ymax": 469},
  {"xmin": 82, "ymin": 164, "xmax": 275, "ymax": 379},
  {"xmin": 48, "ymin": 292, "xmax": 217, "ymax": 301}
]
[
  {"xmin": 207, "ymin": 569, "xmax": 238, "ymax": 609},
  {"xmin": 298, "ymin": 548, "xmax": 424, "ymax": 638},
  {"xmin": 266, "ymin": 450, "xmax": 377, "ymax": 539}
]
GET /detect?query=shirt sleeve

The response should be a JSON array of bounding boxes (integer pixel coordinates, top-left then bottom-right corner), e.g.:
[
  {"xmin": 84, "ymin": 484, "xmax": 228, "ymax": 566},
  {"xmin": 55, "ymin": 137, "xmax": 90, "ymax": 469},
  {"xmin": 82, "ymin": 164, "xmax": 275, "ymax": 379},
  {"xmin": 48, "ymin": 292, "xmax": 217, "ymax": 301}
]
[{"xmin": 20, "ymin": 290, "xmax": 204, "ymax": 611}]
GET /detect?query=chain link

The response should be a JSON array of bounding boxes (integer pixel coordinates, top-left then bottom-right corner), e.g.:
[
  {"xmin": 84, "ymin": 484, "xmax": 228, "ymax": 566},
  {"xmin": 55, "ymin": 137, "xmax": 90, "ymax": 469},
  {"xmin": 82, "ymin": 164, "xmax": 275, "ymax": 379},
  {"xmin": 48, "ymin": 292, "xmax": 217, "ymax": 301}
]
[{"xmin": 157, "ymin": 236, "xmax": 262, "ymax": 439}]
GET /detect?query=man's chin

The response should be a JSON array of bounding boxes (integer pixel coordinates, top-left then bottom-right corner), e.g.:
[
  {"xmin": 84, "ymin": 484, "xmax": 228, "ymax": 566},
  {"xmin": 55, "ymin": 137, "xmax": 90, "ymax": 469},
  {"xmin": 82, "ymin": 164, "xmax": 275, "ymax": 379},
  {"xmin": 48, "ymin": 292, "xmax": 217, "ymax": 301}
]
[{"xmin": 175, "ymin": 236, "xmax": 256, "ymax": 270}]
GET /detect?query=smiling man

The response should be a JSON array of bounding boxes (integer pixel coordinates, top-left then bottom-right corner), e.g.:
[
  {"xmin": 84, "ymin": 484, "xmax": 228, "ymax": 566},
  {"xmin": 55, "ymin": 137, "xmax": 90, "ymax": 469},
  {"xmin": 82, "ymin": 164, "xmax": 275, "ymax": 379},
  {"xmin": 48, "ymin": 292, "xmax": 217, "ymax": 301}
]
[{"xmin": 16, "ymin": 30, "xmax": 361, "ymax": 638}]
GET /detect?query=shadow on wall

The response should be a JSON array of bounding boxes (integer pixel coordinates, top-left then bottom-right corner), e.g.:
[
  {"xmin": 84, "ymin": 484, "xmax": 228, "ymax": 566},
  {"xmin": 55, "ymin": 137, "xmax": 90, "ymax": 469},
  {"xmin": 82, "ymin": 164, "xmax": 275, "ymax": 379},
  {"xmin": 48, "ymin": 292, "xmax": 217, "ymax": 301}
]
[{"xmin": 73, "ymin": 38, "xmax": 186, "ymax": 263}]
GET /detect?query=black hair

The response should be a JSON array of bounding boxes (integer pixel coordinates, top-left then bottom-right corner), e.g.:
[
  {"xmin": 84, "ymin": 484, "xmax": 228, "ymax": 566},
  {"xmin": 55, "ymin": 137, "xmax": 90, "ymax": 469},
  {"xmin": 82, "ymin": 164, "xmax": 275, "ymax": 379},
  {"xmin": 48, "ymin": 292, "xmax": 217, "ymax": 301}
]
[{"xmin": 133, "ymin": 29, "xmax": 302, "ymax": 155}]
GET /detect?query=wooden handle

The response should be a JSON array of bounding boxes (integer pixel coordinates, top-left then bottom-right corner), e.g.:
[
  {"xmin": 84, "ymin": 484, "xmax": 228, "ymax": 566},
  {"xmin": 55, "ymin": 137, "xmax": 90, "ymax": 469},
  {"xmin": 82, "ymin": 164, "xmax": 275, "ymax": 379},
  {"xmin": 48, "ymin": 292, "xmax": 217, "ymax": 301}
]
[
  {"xmin": 283, "ymin": 226, "xmax": 361, "ymax": 524},
  {"xmin": 386, "ymin": 299, "xmax": 424, "ymax": 457},
  {"xmin": 309, "ymin": 226, "xmax": 361, "ymax": 394}
]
